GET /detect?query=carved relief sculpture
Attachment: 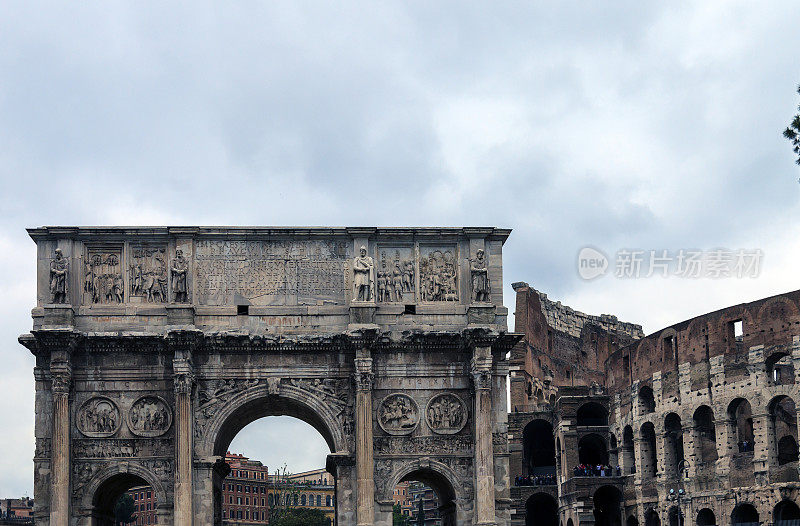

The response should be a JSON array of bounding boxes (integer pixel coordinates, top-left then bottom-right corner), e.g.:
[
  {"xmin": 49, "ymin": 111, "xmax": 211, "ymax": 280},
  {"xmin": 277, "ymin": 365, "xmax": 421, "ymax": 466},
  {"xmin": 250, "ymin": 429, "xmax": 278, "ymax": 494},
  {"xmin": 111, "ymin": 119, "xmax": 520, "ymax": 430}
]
[
  {"xmin": 128, "ymin": 396, "xmax": 172, "ymax": 437},
  {"xmin": 352, "ymin": 245, "xmax": 374, "ymax": 302},
  {"xmin": 130, "ymin": 246, "xmax": 167, "ymax": 302},
  {"xmin": 426, "ymin": 393, "xmax": 467, "ymax": 434},
  {"xmin": 378, "ymin": 248, "xmax": 415, "ymax": 303},
  {"xmin": 470, "ymin": 249, "xmax": 490, "ymax": 303},
  {"xmin": 49, "ymin": 248, "xmax": 68, "ymax": 303},
  {"xmin": 77, "ymin": 397, "xmax": 121, "ymax": 437},
  {"xmin": 378, "ymin": 393, "xmax": 419, "ymax": 435},
  {"xmin": 85, "ymin": 252, "xmax": 124, "ymax": 304},
  {"xmin": 171, "ymin": 249, "xmax": 189, "ymax": 303},
  {"xmin": 420, "ymin": 248, "xmax": 458, "ymax": 302}
]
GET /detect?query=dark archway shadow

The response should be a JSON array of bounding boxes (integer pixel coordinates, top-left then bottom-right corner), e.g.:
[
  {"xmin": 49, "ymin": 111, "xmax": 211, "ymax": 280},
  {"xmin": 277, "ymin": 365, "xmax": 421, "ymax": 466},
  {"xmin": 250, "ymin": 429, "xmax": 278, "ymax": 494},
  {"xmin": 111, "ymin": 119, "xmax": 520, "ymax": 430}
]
[
  {"xmin": 593, "ymin": 485, "xmax": 622, "ymax": 526},
  {"xmin": 525, "ymin": 493, "xmax": 558, "ymax": 526},
  {"xmin": 775, "ymin": 500, "xmax": 800, "ymax": 525},
  {"xmin": 696, "ymin": 508, "xmax": 716, "ymax": 526}
]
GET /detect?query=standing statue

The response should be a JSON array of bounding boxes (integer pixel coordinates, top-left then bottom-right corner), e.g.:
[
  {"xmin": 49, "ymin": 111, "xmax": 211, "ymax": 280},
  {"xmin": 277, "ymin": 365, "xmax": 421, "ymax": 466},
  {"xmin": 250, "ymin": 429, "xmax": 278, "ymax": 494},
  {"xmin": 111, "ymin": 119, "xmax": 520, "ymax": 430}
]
[
  {"xmin": 470, "ymin": 249, "xmax": 490, "ymax": 302},
  {"xmin": 352, "ymin": 246, "xmax": 374, "ymax": 302},
  {"xmin": 170, "ymin": 249, "xmax": 188, "ymax": 303},
  {"xmin": 49, "ymin": 248, "xmax": 68, "ymax": 303}
]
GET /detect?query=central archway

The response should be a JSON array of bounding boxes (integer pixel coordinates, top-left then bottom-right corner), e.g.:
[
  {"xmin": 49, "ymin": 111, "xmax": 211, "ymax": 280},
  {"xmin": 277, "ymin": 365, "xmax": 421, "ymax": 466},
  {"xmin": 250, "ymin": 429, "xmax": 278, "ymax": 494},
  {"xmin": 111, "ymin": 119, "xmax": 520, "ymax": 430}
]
[
  {"xmin": 385, "ymin": 461, "xmax": 461, "ymax": 526},
  {"xmin": 200, "ymin": 385, "xmax": 348, "ymax": 526}
]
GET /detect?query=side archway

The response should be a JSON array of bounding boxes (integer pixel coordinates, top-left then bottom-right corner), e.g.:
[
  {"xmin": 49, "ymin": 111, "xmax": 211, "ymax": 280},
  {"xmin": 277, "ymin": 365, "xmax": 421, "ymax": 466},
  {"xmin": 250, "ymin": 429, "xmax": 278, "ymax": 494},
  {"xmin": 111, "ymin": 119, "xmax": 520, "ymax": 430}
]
[
  {"xmin": 731, "ymin": 503, "xmax": 759, "ymax": 525},
  {"xmin": 696, "ymin": 508, "xmax": 716, "ymax": 526},
  {"xmin": 80, "ymin": 463, "xmax": 168, "ymax": 526},
  {"xmin": 384, "ymin": 459, "xmax": 462, "ymax": 526},
  {"xmin": 593, "ymin": 485, "xmax": 622, "ymax": 526},
  {"xmin": 579, "ymin": 433, "xmax": 609, "ymax": 466},
  {"xmin": 774, "ymin": 500, "xmax": 800, "ymax": 525}
]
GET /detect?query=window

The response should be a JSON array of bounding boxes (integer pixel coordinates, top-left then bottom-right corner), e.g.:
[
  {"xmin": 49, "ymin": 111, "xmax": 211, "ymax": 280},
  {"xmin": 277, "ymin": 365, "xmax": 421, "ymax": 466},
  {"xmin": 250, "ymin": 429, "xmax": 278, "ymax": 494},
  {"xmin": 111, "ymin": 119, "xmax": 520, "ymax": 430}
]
[
  {"xmin": 302, "ymin": 495, "xmax": 307, "ymax": 506},
  {"xmin": 237, "ymin": 497, "xmax": 241, "ymax": 505},
  {"xmin": 326, "ymin": 495, "xmax": 331, "ymax": 507},
  {"xmin": 317, "ymin": 495, "xmax": 321, "ymax": 506}
]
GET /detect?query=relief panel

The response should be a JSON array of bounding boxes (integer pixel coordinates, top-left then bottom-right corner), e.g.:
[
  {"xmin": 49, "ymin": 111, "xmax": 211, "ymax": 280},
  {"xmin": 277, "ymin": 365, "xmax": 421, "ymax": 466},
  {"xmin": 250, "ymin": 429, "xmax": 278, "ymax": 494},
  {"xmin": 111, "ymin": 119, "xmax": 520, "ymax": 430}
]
[
  {"xmin": 129, "ymin": 245, "xmax": 168, "ymax": 303},
  {"xmin": 419, "ymin": 246, "xmax": 459, "ymax": 302},
  {"xmin": 77, "ymin": 397, "xmax": 121, "ymax": 438},
  {"xmin": 426, "ymin": 393, "xmax": 468, "ymax": 435},
  {"xmin": 376, "ymin": 246, "xmax": 415, "ymax": 303},
  {"xmin": 84, "ymin": 246, "xmax": 124, "ymax": 305},
  {"xmin": 378, "ymin": 393, "xmax": 420, "ymax": 435},
  {"xmin": 127, "ymin": 396, "xmax": 172, "ymax": 437}
]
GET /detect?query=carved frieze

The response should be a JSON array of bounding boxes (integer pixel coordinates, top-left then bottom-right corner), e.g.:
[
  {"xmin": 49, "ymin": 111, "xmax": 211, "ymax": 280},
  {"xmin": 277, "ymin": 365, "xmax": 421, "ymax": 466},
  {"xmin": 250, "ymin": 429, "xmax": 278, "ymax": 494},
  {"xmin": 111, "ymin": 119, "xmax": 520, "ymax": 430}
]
[
  {"xmin": 129, "ymin": 245, "xmax": 167, "ymax": 303},
  {"xmin": 74, "ymin": 438, "xmax": 172, "ymax": 458},
  {"xmin": 194, "ymin": 240, "xmax": 349, "ymax": 306},
  {"xmin": 377, "ymin": 247, "xmax": 414, "ymax": 303},
  {"xmin": 419, "ymin": 247, "xmax": 458, "ymax": 302},
  {"xmin": 77, "ymin": 397, "xmax": 121, "ymax": 437},
  {"xmin": 127, "ymin": 396, "xmax": 172, "ymax": 437},
  {"xmin": 426, "ymin": 393, "xmax": 467, "ymax": 435},
  {"xmin": 84, "ymin": 249, "xmax": 124, "ymax": 304},
  {"xmin": 197, "ymin": 378, "xmax": 260, "ymax": 419},
  {"xmin": 374, "ymin": 435, "xmax": 473, "ymax": 456},
  {"xmin": 378, "ymin": 393, "xmax": 419, "ymax": 435}
]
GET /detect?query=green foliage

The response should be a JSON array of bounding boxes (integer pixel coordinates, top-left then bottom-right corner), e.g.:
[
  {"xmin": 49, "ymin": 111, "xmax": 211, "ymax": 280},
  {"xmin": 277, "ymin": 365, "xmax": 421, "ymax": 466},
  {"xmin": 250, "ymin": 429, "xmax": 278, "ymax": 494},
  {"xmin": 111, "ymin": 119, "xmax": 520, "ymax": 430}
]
[
  {"xmin": 270, "ymin": 507, "xmax": 329, "ymax": 526},
  {"xmin": 393, "ymin": 503, "xmax": 410, "ymax": 526},
  {"xmin": 113, "ymin": 493, "xmax": 137, "ymax": 525},
  {"xmin": 784, "ymin": 84, "xmax": 800, "ymax": 166}
]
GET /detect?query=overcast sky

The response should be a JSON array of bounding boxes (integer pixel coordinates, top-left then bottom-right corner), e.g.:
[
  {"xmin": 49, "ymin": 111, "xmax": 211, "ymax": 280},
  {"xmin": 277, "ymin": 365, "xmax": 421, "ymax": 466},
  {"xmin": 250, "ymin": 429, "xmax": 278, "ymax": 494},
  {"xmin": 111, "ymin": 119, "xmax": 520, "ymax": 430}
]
[{"xmin": 1, "ymin": 2, "xmax": 800, "ymax": 496}]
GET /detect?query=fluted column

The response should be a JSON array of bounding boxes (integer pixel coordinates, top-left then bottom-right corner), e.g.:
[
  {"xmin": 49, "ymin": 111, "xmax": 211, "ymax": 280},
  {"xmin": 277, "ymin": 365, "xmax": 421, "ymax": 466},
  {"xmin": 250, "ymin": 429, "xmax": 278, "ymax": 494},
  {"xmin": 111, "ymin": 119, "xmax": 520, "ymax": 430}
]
[
  {"xmin": 49, "ymin": 364, "xmax": 72, "ymax": 526},
  {"xmin": 473, "ymin": 344, "xmax": 496, "ymax": 526},
  {"xmin": 174, "ymin": 364, "xmax": 194, "ymax": 526},
  {"xmin": 354, "ymin": 350, "xmax": 374, "ymax": 526}
]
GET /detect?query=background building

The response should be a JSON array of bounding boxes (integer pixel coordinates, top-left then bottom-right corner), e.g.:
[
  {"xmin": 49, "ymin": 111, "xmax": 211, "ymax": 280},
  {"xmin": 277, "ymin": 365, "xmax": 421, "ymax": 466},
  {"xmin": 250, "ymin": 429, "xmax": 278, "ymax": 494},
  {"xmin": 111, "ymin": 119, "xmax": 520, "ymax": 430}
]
[
  {"xmin": 408, "ymin": 482, "xmax": 440, "ymax": 526},
  {"xmin": 222, "ymin": 452, "xmax": 270, "ymax": 524},
  {"xmin": 129, "ymin": 486, "xmax": 157, "ymax": 525},
  {"xmin": 393, "ymin": 481, "xmax": 413, "ymax": 518},
  {"xmin": 0, "ymin": 498, "xmax": 33, "ymax": 522},
  {"xmin": 509, "ymin": 281, "xmax": 800, "ymax": 526},
  {"xmin": 271, "ymin": 468, "xmax": 336, "ymax": 524}
]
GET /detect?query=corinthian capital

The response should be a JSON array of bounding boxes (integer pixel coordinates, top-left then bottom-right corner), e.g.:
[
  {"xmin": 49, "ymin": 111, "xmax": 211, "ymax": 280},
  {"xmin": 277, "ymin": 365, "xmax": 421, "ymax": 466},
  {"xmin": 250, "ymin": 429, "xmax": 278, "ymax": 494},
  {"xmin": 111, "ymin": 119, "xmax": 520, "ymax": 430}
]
[
  {"xmin": 51, "ymin": 372, "xmax": 72, "ymax": 394},
  {"xmin": 174, "ymin": 373, "xmax": 194, "ymax": 394}
]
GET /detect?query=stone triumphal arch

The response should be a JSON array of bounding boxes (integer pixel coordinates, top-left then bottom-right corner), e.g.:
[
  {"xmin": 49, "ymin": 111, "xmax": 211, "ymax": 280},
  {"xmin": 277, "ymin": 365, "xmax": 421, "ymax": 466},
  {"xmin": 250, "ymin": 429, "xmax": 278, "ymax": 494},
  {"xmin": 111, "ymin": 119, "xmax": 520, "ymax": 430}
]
[{"xmin": 20, "ymin": 226, "xmax": 519, "ymax": 525}]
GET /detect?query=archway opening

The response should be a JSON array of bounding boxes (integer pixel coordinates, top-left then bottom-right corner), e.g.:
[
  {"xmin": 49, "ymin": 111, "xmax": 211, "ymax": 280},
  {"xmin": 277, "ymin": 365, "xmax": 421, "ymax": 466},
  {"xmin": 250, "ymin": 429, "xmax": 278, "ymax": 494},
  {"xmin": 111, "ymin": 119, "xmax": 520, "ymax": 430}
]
[
  {"xmin": 731, "ymin": 504, "xmax": 759, "ymax": 526},
  {"xmin": 640, "ymin": 422, "xmax": 657, "ymax": 480},
  {"xmin": 664, "ymin": 413, "xmax": 684, "ymax": 478},
  {"xmin": 668, "ymin": 506, "xmax": 684, "ymax": 526},
  {"xmin": 622, "ymin": 425, "xmax": 635, "ymax": 475},
  {"xmin": 774, "ymin": 500, "xmax": 800, "ymax": 525},
  {"xmin": 638, "ymin": 386, "xmax": 655, "ymax": 414},
  {"xmin": 212, "ymin": 394, "xmax": 339, "ymax": 526},
  {"xmin": 91, "ymin": 473, "xmax": 155, "ymax": 526},
  {"xmin": 728, "ymin": 398, "xmax": 754, "ymax": 453},
  {"xmin": 578, "ymin": 433, "xmax": 609, "ymax": 467},
  {"xmin": 577, "ymin": 402, "xmax": 609, "ymax": 426},
  {"xmin": 696, "ymin": 508, "xmax": 716, "ymax": 526},
  {"xmin": 399, "ymin": 468, "xmax": 458, "ymax": 526},
  {"xmin": 693, "ymin": 406, "xmax": 718, "ymax": 475},
  {"xmin": 522, "ymin": 419, "xmax": 556, "ymax": 480},
  {"xmin": 767, "ymin": 352, "xmax": 795, "ymax": 385},
  {"xmin": 593, "ymin": 485, "xmax": 622, "ymax": 526},
  {"xmin": 644, "ymin": 509, "xmax": 661, "ymax": 526},
  {"xmin": 770, "ymin": 395, "xmax": 798, "ymax": 468},
  {"xmin": 627, "ymin": 515, "xmax": 639, "ymax": 526},
  {"xmin": 525, "ymin": 493, "xmax": 558, "ymax": 526}
]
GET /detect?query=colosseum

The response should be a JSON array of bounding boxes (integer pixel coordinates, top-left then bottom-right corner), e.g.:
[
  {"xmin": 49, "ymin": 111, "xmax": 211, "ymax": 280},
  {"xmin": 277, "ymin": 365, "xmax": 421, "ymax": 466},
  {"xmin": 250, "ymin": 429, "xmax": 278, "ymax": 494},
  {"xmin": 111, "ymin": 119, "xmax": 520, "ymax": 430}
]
[{"xmin": 508, "ymin": 282, "xmax": 800, "ymax": 526}]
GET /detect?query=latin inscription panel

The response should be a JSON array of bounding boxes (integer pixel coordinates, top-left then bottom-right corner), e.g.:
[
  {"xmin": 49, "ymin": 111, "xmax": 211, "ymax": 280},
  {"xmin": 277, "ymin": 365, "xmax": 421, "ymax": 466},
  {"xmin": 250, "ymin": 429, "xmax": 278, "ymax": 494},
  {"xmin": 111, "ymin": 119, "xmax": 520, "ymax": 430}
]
[{"xmin": 195, "ymin": 240, "xmax": 350, "ymax": 306}]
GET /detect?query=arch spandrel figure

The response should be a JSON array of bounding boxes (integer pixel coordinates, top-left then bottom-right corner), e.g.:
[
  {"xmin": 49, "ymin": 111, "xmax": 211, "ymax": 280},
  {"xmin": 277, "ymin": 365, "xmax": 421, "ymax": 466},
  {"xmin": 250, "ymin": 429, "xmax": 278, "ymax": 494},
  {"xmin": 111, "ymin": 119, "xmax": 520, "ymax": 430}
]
[
  {"xmin": 352, "ymin": 245, "xmax": 374, "ymax": 303},
  {"xmin": 49, "ymin": 248, "xmax": 68, "ymax": 304}
]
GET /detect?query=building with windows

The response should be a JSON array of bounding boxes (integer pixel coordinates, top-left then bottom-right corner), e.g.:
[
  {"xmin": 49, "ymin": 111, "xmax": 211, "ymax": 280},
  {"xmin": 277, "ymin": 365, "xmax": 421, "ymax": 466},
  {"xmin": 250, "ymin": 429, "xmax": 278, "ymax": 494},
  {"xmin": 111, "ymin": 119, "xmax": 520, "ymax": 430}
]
[
  {"xmin": 129, "ymin": 486, "xmax": 157, "ymax": 525},
  {"xmin": 269, "ymin": 468, "xmax": 335, "ymax": 523},
  {"xmin": 392, "ymin": 481, "xmax": 414, "ymax": 518},
  {"xmin": 509, "ymin": 282, "xmax": 800, "ymax": 526},
  {"xmin": 408, "ymin": 482, "xmax": 441, "ymax": 525},
  {"xmin": 221, "ymin": 452, "xmax": 270, "ymax": 524},
  {"xmin": 0, "ymin": 497, "xmax": 33, "ymax": 522}
]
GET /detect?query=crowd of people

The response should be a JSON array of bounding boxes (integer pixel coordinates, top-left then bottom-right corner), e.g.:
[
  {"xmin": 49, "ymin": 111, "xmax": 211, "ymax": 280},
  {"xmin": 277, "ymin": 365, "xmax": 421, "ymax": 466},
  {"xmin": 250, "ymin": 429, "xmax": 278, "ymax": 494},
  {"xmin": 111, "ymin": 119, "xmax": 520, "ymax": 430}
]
[
  {"xmin": 573, "ymin": 464, "xmax": 621, "ymax": 477},
  {"xmin": 514, "ymin": 474, "xmax": 557, "ymax": 486}
]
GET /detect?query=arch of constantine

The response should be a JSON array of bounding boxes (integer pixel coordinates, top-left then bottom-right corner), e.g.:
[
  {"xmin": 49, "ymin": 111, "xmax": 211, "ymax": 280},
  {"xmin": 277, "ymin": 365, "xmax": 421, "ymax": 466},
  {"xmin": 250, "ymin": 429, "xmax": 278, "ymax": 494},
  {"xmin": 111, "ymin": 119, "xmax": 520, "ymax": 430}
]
[{"xmin": 20, "ymin": 226, "xmax": 519, "ymax": 525}]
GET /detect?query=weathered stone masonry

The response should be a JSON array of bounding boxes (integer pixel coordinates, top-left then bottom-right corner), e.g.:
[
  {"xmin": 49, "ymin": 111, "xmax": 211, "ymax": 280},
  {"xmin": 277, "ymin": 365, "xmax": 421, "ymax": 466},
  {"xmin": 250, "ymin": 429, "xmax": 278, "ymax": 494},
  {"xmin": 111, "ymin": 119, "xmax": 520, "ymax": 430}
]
[
  {"xmin": 509, "ymin": 282, "xmax": 800, "ymax": 526},
  {"xmin": 20, "ymin": 226, "xmax": 520, "ymax": 526}
]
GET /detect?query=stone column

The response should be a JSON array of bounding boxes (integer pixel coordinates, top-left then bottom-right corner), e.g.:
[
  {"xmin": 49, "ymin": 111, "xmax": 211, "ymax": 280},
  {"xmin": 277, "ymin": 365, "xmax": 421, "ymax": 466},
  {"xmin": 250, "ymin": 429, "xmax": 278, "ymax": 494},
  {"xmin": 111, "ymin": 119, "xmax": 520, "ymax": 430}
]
[
  {"xmin": 752, "ymin": 411, "xmax": 770, "ymax": 485},
  {"xmin": 354, "ymin": 350, "xmax": 375, "ymax": 526},
  {"xmin": 473, "ymin": 344, "xmax": 496, "ymax": 526},
  {"xmin": 174, "ymin": 364, "xmax": 194, "ymax": 526},
  {"xmin": 49, "ymin": 362, "xmax": 72, "ymax": 526}
]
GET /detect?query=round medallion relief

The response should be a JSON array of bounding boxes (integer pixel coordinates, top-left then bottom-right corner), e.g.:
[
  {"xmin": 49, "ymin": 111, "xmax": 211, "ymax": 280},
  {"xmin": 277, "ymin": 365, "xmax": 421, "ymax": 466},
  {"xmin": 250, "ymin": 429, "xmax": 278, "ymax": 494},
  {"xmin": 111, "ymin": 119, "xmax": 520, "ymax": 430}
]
[
  {"xmin": 378, "ymin": 393, "xmax": 420, "ymax": 435},
  {"xmin": 77, "ymin": 397, "xmax": 121, "ymax": 437},
  {"xmin": 127, "ymin": 395, "xmax": 173, "ymax": 437},
  {"xmin": 426, "ymin": 393, "xmax": 467, "ymax": 434}
]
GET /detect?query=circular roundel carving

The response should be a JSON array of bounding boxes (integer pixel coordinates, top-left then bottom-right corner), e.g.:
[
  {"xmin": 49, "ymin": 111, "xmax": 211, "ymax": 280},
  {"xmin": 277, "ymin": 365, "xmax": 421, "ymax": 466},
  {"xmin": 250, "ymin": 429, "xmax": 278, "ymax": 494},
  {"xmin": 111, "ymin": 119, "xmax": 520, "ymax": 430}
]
[
  {"xmin": 378, "ymin": 393, "xmax": 420, "ymax": 435},
  {"xmin": 426, "ymin": 392, "xmax": 467, "ymax": 435},
  {"xmin": 127, "ymin": 395, "xmax": 173, "ymax": 437},
  {"xmin": 77, "ymin": 397, "xmax": 121, "ymax": 437}
]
